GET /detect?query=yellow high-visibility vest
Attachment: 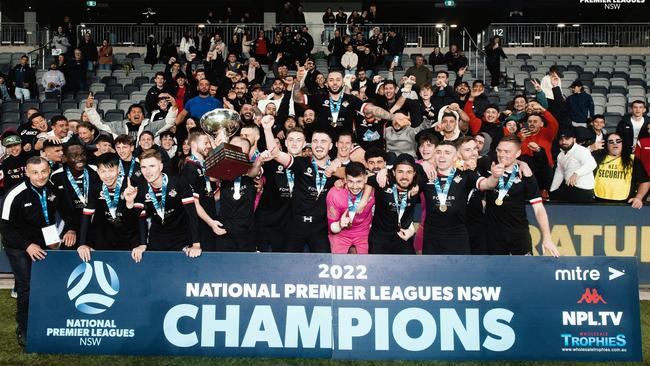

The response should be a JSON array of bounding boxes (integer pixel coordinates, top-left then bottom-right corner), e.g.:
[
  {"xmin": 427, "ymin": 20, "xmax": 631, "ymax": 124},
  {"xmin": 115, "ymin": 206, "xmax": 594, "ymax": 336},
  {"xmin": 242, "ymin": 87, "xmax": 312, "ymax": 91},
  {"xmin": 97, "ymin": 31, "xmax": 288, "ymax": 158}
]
[{"xmin": 594, "ymin": 155, "xmax": 634, "ymax": 200}]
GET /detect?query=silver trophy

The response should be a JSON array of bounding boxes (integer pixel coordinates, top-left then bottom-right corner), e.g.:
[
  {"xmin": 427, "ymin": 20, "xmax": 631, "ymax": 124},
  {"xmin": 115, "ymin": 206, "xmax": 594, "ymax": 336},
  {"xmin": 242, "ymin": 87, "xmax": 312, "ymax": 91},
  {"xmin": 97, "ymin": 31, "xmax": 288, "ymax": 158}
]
[
  {"xmin": 199, "ymin": 109, "xmax": 251, "ymax": 181},
  {"xmin": 199, "ymin": 108, "xmax": 241, "ymax": 141}
]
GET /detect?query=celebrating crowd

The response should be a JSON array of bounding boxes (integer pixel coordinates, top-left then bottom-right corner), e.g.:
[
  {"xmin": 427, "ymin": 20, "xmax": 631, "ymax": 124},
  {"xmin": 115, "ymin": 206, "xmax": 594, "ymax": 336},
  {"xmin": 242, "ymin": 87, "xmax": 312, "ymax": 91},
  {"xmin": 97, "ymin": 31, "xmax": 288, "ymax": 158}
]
[{"xmin": 1, "ymin": 18, "xmax": 650, "ymax": 348}]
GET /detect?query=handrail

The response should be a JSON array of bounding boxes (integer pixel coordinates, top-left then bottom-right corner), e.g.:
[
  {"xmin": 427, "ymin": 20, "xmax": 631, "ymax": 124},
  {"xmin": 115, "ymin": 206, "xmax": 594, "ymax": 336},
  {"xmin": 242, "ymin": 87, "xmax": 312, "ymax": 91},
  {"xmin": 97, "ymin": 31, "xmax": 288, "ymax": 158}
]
[
  {"xmin": 460, "ymin": 27, "xmax": 486, "ymax": 83},
  {"xmin": 485, "ymin": 23, "xmax": 650, "ymax": 47},
  {"xmin": 76, "ymin": 22, "xmax": 450, "ymax": 48}
]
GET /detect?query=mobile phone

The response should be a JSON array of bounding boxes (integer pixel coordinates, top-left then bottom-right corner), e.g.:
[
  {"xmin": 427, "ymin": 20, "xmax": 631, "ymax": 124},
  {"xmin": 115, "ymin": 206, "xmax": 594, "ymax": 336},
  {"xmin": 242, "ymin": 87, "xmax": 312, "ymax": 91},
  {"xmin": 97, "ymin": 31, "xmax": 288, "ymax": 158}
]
[{"xmin": 392, "ymin": 56, "xmax": 399, "ymax": 64}]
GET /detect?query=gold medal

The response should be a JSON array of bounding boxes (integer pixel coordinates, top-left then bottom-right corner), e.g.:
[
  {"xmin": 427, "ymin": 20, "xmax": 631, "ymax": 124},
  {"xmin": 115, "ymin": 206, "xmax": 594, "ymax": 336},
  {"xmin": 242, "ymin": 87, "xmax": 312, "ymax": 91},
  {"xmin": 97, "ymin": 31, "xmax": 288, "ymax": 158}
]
[
  {"xmin": 495, "ymin": 199, "xmax": 503, "ymax": 206},
  {"xmin": 439, "ymin": 204, "xmax": 447, "ymax": 212}
]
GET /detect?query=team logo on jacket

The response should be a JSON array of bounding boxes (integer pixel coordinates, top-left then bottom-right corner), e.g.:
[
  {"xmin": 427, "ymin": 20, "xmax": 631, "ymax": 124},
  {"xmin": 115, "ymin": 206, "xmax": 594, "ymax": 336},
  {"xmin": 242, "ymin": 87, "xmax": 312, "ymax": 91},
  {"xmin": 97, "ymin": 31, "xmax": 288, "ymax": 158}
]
[
  {"xmin": 168, "ymin": 189, "xmax": 177, "ymax": 197},
  {"xmin": 67, "ymin": 261, "xmax": 120, "ymax": 315},
  {"xmin": 277, "ymin": 165, "xmax": 284, "ymax": 172}
]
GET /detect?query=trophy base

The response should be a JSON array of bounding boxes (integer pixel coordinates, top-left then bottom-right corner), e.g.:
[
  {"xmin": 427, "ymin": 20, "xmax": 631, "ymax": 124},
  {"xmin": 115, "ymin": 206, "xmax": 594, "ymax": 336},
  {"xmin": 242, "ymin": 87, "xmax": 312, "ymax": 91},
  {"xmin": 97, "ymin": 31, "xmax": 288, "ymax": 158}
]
[{"xmin": 204, "ymin": 143, "xmax": 252, "ymax": 181}]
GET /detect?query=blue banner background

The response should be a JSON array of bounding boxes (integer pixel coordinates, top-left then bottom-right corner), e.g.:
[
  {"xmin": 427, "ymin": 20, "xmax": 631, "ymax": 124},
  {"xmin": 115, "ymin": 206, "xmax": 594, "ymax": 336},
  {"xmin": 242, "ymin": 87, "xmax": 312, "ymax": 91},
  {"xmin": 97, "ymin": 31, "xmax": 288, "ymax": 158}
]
[{"xmin": 27, "ymin": 252, "xmax": 642, "ymax": 361}]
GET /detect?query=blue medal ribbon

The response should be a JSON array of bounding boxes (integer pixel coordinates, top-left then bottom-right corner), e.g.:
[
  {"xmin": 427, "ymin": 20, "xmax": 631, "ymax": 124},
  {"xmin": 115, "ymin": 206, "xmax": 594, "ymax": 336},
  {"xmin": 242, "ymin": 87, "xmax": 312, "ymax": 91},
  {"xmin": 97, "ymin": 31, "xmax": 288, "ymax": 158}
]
[
  {"xmin": 497, "ymin": 164, "xmax": 519, "ymax": 202},
  {"xmin": 285, "ymin": 168, "xmax": 294, "ymax": 195},
  {"xmin": 328, "ymin": 94, "xmax": 344, "ymax": 125},
  {"xmin": 147, "ymin": 174, "xmax": 168, "ymax": 222},
  {"xmin": 30, "ymin": 186, "xmax": 50, "ymax": 225},
  {"xmin": 102, "ymin": 177, "xmax": 123, "ymax": 219},
  {"xmin": 66, "ymin": 168, "xmax": 89, "ymax": 205},
  {"xmin": 433, "ymin": 168, "xmax": 456, "ymax": 210},
  {"xmin": 347, "ymin": 191, "xmax": 362, "ymax": 213},
  {"xmin": 311, "ymin": 158, "xmax": 330, "ymax": 197},
  {"xmin": 119, "ymin": 159, "xmax": 136, "ymax": 180},
  {"xmin": 392, "ymin": 184, "xmax": 408, "ymax": 224}
]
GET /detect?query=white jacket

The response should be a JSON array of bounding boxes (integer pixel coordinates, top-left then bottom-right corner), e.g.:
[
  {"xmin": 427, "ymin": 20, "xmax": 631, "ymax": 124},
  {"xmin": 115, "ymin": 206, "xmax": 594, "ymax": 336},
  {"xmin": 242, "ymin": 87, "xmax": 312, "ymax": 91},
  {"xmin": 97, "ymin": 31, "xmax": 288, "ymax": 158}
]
[
  {"xmin": 179, "ymin": 37, "xmax": 195, "ymax": 56},
  {"xmin": 551, "ymin": 143, "xmax": 597, "ymax": 191},
  {"xmin": 341, "ymin": 51, "xmax": 358, "ymax": 70},
  {"xmin": 84, "ymin": 106, "xmax": 177, "ymax": 144}
]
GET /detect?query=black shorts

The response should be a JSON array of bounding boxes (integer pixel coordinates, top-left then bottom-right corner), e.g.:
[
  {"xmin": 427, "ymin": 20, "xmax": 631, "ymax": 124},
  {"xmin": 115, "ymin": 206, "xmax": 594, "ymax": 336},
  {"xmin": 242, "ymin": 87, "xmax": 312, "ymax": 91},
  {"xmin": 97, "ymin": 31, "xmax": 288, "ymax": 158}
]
[
  {"xmin": 255, "ymin": 225, "xmax": 288, "ymax": 252},
  {"xmin": 487, "ymin": 229, "xmax": 532, "ymax": 255},
  {"xmin": 369, "ymin": 231, "xmax": 415, "ymax": 255},
  {"xmin": 422, "ymin": 228, "xmax": 471, "ymax": 255},
  {"xmin": 468, "ymin": 223, "xmax": 488, "ymax": 255},
  {"xmin": 215, "ymin": 220, "xmax": 256, "ymax": 252},
  {"xmin": 285, "ymin": 216, "xmax": 330, "ymax": 253}
]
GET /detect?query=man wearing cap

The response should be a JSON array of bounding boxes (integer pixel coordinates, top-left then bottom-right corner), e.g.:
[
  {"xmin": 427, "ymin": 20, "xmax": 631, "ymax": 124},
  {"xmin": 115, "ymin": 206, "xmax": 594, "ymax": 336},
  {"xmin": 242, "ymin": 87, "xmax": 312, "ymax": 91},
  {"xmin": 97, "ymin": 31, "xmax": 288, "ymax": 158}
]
[
  {"xmin": 1, "ymin": 156, "xmax": 75, "ymax": 347},
  {"xmin": 465, "ymin": 88, "xmax": 503, "ymax": 144},
  {"xmin": 1, "ymin": 134, "xmax": 28, "ymax": 193},
  {"xmin": 566, "ymin": 80, "xmax": 595, "ymax": 127},
  {"xmin": 550, "ymin": 128, "xmax": 597, "ymax": 203},
  {"xmin": 366, "ymin": 153, "xmax": 419, "ymax": 254}
]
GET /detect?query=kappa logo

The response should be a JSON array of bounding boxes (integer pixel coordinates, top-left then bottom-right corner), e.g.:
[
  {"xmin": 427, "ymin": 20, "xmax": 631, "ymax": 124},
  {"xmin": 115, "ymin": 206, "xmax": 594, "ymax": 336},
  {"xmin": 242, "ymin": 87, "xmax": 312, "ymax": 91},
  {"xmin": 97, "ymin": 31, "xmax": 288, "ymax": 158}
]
[
  {"xmin": 577, "ymin": 288, "xmax": 607, "ymax": 304},
  {"xmin": 67, "ymin": 261, "xmax": 120, "ymax": 315}
]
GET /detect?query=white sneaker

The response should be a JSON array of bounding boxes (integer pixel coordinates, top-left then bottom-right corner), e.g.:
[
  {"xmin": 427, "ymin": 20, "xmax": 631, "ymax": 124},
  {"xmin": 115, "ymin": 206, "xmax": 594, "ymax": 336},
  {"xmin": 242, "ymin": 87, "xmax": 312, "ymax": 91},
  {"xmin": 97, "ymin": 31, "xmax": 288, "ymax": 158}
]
[
  {"xmin": 493, "ymin": 86, "xmax": 499, "ymax": 92},
  {"xmin": 11, "ymin": 288, "xmax": 17, "ymax": 298}
]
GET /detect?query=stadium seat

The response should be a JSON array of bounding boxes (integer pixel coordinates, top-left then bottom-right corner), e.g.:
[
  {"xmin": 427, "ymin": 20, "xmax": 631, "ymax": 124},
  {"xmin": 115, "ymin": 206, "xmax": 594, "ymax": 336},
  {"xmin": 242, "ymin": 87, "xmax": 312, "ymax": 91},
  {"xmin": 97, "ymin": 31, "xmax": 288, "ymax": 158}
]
[
  {"xmin": 1, "ymin": 100, "xmax": 20, "ymax": 112},
  {"xmin": 22, "ymin": 99, "xmax": 39, "ymax": 112},
  {"xmin": 105, "ymin": 84, "xmax": 123, "ymax": 95},
  {"xmin": 61, "ymin": 100, "xmax": 79, "ymax": 111},
  {"xmin": 112, "ymin": 93, "xmax": 130, "ymax": 102},
  {"xmin": 40, "ymin": 100, "xmax": 59, "ymax": 113},
  {"xmin": 99, "ymin": 99, "xmax": 118, "ymax": 111},
  {"xmin": 123, "ymin": 84, "xmax": 140, "ymax": 95},
  {"xmin": 76, "ymin": 91, "xmax": 91, "ymax": 101},
  {"xmin": 43, "ymin": 111, "xmax": 62, "ymax": 121},
  {"xmin": 64, "ymin": 109, "xmax": 82, "ymax": 121},
  {"xmin": 1, "ymin": 111, "xmax": 21, "ymax": 123},
  {"xmin": 93, "ymin": 91, "xmax": 111, "ymax": 102},
  {"xmin": 603, "ymin": 113, "xmax": 622, "ymax": 129},
  {"xmin": 606, "ymin": 105, "xmax": 626, "ymax": 116},
  {"xmin": 101, "ymin": 76, "xmax": 117, "ymax": 85},
  {"xmin": 104, "ymin": 109, "xmax": 124, "ymax": 122},
  {"xmin": 90, "ymin": 83, "xmax": 106, "ymax": 93}
]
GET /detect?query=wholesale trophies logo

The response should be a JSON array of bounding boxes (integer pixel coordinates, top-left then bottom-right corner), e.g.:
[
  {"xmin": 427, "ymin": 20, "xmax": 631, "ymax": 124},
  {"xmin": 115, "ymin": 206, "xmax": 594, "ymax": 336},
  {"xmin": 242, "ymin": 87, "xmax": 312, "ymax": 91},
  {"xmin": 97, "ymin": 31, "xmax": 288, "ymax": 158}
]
[{"xmin": 67, "ymin": 261, "xmax": 120, "ymax": 315}]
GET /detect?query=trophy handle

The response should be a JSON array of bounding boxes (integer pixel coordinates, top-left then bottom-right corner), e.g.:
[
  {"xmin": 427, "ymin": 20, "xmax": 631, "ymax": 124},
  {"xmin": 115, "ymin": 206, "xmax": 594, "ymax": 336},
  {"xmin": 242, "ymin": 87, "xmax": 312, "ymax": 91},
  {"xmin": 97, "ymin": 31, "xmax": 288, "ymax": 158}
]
[{"xmin": 208, "ymin": 129, "xmax": 228, "ymax": 148}]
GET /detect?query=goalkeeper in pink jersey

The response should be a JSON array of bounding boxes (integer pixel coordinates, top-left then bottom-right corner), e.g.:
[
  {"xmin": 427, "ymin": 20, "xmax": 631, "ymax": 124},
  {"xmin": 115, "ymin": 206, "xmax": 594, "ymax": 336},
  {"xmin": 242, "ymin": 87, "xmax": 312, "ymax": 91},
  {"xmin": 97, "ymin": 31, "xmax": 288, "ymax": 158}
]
[{"xmin": 326, "ymin": 162, "xmax": 375, "ymax": 254}]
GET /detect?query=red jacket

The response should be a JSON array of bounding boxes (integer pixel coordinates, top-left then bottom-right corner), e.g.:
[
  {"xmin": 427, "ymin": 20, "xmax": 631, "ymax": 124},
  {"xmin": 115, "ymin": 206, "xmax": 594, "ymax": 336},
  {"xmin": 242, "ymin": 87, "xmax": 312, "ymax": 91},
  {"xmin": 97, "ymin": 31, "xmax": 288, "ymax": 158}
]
[{"xmin": 518, "ymin": 110, "xmax": 559, "ymax": 166}]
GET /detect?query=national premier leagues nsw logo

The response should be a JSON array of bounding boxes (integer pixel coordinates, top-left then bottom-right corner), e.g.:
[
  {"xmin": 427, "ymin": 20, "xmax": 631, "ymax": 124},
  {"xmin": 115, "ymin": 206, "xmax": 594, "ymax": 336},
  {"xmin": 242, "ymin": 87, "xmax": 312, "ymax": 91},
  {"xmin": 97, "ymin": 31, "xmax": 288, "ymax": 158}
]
[{"xmin": 67, "ymin": 261, "xmax": 120, "ymax": 315}]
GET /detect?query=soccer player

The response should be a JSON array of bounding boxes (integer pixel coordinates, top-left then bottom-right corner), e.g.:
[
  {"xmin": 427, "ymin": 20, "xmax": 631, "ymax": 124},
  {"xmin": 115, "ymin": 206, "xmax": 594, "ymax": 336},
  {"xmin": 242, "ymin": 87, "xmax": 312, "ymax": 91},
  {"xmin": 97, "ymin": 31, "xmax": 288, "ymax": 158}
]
[
  {"xmin": 367, "ymin": 154, "xmax": 420, "ymax": 254},
  {"xmin": 256, "ymin": 126, "xmax": 306, "ymax": 252},
  {"xmin": 77, "ymin": 153, "xmax": 140, "ymax": 261},
  {"xmin": 456, "ymin": 136, "xmax": 488, "ymax": 254},
  {"xmin": 265, "ymin": 115, "xmax": 343, "ymax": 253},
  {"xmin": 131, "ymin": 149, "xmax": 201, "ymax": 262},
  {"xmin": 326, "ymin": 162, "xmax": 375, "ymax": 254},
  {"xmin": 181, "ymin": 130, "xmax": 219, "ymax": 251},
  {"xmin": 418, "ymin": 141, "xmax": 502, "ymax": 255},
  {"xmin": 114, "ymin": 134, "xmax": 143, "ymax": 186},
  {"xmin": 1, "ymin": 157, "xmax": 74, "ymax": 347},
  {"xmin": 213, "ymin": 135, "xmax": 267, "ymax": 252},
  {"xmin": 293, "ymin": 68, "xmax": 410, "ymax": 141},
  {"xmin": 50, "ymin": 144, "xmax": 100, "ymax": 248},
  {"xmin": 483, "ymin": 135, "xmax": 560, "ymax": 256}
]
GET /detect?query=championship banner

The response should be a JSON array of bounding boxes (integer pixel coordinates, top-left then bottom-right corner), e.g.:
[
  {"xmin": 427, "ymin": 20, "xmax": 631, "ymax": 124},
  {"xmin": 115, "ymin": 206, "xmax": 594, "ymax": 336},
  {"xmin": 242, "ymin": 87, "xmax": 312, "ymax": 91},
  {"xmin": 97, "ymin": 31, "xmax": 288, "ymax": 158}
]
[
  {"xmin": 526, "ymin": 204, "xmax": 650, "ymax": 284},
  {"xmin": 28, "ymin": 252, "xmax": 641, "ymax": 361}
]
